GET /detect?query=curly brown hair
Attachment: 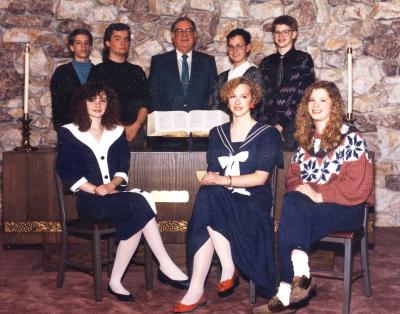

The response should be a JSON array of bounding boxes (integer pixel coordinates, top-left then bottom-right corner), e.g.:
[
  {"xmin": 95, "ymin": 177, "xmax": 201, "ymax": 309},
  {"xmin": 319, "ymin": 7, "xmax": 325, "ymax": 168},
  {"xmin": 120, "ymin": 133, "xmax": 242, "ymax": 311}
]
[
  {"xmin": 295, "ymin": 81, "xmax": 345, "ymax": 153},
  {"xmin": 70, "ymin": 82, "xmax": 121, "ymax": 131},
  {"xmin": 220, "ymin": 77, "xmax": 263, "ymax": 115}
]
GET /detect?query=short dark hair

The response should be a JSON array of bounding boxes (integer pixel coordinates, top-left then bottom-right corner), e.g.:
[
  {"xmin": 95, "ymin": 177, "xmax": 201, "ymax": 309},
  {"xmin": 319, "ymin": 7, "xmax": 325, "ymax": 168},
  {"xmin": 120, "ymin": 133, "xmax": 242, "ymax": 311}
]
[
  {"xmin": 102, "ymin": 23, "xmax": 131, "ymax": 60},
  {"xmin": 271, "ymin": 15, "xmax": 298, "ymax": 33},
  {"xmin": 226, "ymin": 28, "xmax": 251, "ymax": 45},
  {"xmin": 67, "ymin": 29, "xmax": 92, "ymax": 56},
  {"xmin": 70, "ymin": 82, "xmax": 121, "ymax": 131},
  {"xmin": 171, "ymin": 17, "xmax": 196, "ymax": 33}
]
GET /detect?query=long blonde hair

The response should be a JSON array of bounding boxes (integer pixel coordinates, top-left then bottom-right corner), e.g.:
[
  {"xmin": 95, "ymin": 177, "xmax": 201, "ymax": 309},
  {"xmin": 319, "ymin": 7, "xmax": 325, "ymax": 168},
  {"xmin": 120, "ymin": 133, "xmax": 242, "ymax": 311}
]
[{"xmin": 295, "ymin": 81, "xmax": 345, "ymax": 153}]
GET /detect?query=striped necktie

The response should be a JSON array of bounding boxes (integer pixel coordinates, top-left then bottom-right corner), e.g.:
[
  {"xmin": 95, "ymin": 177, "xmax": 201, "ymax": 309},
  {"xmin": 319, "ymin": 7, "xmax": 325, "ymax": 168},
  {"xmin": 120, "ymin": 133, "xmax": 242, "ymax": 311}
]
[{"xmin": 181, "ymin": 54, "xmax": 189, "ymax": 96}]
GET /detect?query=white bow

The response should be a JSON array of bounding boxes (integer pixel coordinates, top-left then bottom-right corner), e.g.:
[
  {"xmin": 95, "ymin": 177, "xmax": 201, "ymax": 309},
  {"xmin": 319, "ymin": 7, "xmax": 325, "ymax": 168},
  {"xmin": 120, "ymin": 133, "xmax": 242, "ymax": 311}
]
[{"xmin": 218, "ymin": 151, "xmax": 250, "ymax": 196}]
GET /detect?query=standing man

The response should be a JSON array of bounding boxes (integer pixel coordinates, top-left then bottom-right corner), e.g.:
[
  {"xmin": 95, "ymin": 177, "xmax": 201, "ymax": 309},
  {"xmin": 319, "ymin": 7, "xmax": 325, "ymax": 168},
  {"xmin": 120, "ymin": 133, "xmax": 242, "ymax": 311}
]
[
  {"xmin": 259, "ymin": 15, "xmax": 315, "ymax": 150},
  {"xmin": 51, "ymin": 29, "xmax": 93, "ymax": 130},
  {"xmin": 89, "ymin": 23, "xmax": 151, "ymax": 147},
  {"xmin": 149, "ymin": 16, "xmax": 217, "ymax": 112}
]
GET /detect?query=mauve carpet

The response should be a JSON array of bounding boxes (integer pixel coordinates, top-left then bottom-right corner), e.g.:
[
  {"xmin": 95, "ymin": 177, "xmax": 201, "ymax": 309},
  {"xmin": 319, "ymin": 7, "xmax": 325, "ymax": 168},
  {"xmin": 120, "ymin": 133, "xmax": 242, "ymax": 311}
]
[{"xmin": 0, "ymin": 227, "xmax": 399, "ymax": 314}]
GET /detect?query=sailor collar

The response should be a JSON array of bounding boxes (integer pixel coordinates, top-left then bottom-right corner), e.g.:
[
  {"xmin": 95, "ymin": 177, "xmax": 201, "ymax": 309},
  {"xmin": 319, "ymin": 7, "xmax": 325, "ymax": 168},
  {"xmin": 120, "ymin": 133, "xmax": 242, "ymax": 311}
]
[{"xmin": 216, "ymin": 122, "xmax": 271, "ymax": 155}]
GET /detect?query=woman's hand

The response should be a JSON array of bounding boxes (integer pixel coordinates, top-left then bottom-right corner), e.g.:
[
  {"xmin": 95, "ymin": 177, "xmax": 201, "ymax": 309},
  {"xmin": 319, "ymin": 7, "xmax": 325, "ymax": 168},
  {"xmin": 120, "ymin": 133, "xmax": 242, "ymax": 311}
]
[
  {"xmin": 201, "ymin": 172, "xmax": 229, "ymax": 186},
  {"xmin": 94, "ymin": 182, "xmax": 116, "ymax": 196},
  {"xmin": 295, "ymin": 184, "xmax": 323, "ymax": 203}
]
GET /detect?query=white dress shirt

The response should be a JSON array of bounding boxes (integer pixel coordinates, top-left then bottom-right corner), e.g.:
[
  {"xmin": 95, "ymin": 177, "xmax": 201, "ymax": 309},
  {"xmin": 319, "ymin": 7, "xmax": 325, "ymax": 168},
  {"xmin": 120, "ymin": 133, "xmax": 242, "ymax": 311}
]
[{"xmin": 176, "ymin": 50, "xmax": 193, "ymax": 80}]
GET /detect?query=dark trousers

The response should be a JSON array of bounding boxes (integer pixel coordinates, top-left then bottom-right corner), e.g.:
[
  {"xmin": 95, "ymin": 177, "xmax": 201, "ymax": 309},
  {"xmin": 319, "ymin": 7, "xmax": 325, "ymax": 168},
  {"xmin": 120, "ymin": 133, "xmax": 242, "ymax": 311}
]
[{"xmin": 278, "ymin": 191, "xmax": 364, "ymax": 283}]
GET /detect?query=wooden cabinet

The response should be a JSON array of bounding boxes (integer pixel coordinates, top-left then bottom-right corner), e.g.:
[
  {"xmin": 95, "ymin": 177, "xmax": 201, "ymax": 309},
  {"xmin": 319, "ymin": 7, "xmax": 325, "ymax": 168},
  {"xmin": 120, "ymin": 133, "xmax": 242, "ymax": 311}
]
[{"xmin": 2, "ymin": 148, "xmax": 206, "ymax": 246}]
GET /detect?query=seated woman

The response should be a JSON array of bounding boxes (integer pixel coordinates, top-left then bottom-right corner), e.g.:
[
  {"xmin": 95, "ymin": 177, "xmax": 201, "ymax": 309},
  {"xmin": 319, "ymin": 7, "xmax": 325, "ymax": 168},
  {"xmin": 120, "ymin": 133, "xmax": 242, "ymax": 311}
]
[
  {"xmin": 209, "ymin": 28, "xmax": 263, "ymax": 119},
  {"xmin": 173, "ymin": 77, "xmax": 281, "ymax": 313},
  {"xmin": 252, "ymin": 81, "xmax": 374, "ymax": 314},
  {"xmin": 57, "ymin": 82, "xmax": 189, "ymax": 302}
]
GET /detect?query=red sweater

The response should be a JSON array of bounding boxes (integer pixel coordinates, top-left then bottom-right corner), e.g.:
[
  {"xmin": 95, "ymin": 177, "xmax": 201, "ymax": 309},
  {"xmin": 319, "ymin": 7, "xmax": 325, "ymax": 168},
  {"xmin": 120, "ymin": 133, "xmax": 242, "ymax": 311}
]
[{"xmin": 286, "ymin": 126, "xmax": 374, "ymax": 206}]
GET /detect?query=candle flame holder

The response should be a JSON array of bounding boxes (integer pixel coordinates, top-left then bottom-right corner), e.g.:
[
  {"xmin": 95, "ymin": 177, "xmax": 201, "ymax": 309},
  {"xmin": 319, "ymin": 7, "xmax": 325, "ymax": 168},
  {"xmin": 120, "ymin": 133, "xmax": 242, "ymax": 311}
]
[
  {"xmin": 14, "ymin": 113, "xmax": 38, "ymax": 152},
  {"xmin": 346, "ymin": 112, "xmax": 355, "ymax": 124}
]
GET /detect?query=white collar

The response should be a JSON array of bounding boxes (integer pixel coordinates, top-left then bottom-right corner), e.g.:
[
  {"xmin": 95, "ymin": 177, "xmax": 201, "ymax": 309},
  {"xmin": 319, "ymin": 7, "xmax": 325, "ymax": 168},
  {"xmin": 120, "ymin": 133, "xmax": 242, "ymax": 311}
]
[
  {"xmin": 228, "ymin": 61, "xmax": 252, "ymax": 80},
  {"xmin": 63, "ymin": 124, "xmax": 124, "ymax": 155},
  {"xmin": 176, "ymin": 50, "xmax": 193, "ymax": 61}
]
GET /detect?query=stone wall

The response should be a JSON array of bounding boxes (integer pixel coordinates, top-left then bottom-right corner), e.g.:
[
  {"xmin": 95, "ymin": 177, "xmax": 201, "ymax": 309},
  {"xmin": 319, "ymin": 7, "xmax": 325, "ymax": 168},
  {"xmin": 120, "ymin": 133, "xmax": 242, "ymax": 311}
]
[{"xmin": 0, "ymin": 0, "xmax": 399, "ymax": 225}]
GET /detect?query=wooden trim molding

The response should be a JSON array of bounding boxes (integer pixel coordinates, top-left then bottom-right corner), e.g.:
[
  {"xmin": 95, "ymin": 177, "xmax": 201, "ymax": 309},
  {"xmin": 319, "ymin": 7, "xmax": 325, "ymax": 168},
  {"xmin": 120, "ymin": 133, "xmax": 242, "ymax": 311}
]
[{"xmin": 3, "ymin": 220, "xmax": 188, "ymax": 233}]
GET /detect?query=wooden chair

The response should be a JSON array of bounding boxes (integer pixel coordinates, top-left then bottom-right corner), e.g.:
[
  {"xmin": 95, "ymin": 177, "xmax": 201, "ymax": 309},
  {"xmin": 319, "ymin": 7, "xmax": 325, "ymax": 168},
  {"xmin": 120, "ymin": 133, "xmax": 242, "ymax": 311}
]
[
  {"xmin": 54, "ymin": 168, "xmax": 153, "ymax": 302},
  {"xmin": 249, "ymin": 166, "xmax": 279, "ymax": 303},
  {"xmin": 311, "ymin": 204, "xmax": 372, "ymax": 314}
]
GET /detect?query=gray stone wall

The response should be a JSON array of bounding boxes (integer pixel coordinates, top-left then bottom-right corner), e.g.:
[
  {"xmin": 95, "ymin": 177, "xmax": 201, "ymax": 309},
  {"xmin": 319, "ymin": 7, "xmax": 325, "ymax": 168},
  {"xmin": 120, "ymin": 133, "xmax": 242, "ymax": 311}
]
[{"xmin": 0, "ymin": 0, "xmax": 399, "ymax": 225}]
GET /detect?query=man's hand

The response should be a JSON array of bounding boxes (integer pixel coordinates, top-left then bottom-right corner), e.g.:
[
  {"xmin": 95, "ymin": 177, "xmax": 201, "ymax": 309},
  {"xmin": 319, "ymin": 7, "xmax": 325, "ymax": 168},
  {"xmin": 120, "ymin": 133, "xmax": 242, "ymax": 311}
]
[
  {"xmin": 125, "ymin": 123, "xmax": 140, "ymax": 142},
  {"xmin": 295, "ymin": 184, "xmax": 323, "ymax": 203}
]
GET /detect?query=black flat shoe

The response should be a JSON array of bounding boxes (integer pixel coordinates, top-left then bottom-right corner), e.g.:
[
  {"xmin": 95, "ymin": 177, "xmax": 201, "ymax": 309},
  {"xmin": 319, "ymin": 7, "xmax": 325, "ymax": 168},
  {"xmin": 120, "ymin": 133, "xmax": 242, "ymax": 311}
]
[
  {"xmin": 157, "ymin": 269, "xmax": 190, "ymax": 289},
  {"xmin": 107, "ymin": 285, "xmax": 134, "ymax": 302}
]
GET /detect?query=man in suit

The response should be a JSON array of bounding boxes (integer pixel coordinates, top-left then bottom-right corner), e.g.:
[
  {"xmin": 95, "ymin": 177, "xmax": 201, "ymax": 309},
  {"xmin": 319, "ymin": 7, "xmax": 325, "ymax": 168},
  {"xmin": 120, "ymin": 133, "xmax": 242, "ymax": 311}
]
[
  {"xmin": 259, "ymin": 15, "xmax": 315, "ymax": 151},
  {"xmin": 50, "ymin": 29, "xmax": 93, "ymax": 130},
  {"xmin": 149, "ymin": 17, "xmax": 218, "ymax": 112}
]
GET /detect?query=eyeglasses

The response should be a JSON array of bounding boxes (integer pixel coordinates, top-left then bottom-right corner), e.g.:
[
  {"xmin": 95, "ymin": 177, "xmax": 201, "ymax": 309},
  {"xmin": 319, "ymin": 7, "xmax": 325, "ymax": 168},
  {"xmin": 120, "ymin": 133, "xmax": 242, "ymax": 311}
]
[
  {"xmin": 174, "ymin": 28, "xmax": 195, "ymax": 35},
  {"xmin": 227, "ymin": 44, "xmax": 246, "ymax": 51},
  {"xmin": 273, "ymin": 30, "xmax": 294, "ymax": 37}
]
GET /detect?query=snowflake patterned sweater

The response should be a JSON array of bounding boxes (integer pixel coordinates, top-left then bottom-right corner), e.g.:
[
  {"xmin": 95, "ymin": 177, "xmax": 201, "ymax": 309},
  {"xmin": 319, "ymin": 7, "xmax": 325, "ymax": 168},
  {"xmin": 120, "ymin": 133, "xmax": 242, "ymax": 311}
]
[{"xmin": 286, "ymin": 124, "xmax": 375, "ymax": 206}]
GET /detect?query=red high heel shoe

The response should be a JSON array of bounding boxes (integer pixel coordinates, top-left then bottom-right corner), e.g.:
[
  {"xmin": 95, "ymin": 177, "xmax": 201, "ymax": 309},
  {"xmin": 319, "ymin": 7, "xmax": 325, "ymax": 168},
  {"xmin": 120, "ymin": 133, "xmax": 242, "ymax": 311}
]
[
  {"xmin": 173, "ymin": 293, "xmax": 207, "ymax": 313},
  {"xmin": 217, "ymin": 268, "xmax": 239, "ymax": 298}
]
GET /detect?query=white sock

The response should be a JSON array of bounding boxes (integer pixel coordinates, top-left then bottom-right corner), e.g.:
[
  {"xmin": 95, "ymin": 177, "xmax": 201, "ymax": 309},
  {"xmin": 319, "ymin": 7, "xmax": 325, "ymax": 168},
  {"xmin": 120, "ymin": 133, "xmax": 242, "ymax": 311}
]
[
  {"xmin": 207, "ymin": 226, "xmax": 235, "ymax": 282},
  {"xmin": 109, "ymin": 232, "xmax": 141, "ymax": 295},
  {"xmin": 180, "ymin": 239, "xmax": 214, "ymax": 305},
  {"xmin": 142, "ymin": 218, "xmax": 188, "ymax": 281},
  {"xmin": 291, "ymin": 249, "xmax": 310, "ymax": 278},
  {"xmin": 276, "ymin": 281, "xmax": 291, "ymax": 306}
]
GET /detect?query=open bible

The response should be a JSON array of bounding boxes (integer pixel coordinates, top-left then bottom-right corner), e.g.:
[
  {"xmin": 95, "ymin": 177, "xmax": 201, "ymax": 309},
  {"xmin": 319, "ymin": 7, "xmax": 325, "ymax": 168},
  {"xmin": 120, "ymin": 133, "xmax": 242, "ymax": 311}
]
[{"xmin": 147, "ymin": 110, "xmax": 229, "ymax": 137}]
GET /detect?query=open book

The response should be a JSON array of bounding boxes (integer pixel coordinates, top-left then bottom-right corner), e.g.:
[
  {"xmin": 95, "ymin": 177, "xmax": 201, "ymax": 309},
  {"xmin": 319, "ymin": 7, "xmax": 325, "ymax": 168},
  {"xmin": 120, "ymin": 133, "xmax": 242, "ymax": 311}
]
[{"xmin": 147, "ymin": 110, "xmax": 230, "ymax": 137}]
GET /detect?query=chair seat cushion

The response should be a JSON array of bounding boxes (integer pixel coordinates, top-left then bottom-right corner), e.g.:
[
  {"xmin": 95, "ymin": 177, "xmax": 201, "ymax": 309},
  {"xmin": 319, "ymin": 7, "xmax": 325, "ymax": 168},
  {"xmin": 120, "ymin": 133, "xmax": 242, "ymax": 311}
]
[{"xmin": 67, "ymin": 218, "xmax": 115, "ymax": 231}]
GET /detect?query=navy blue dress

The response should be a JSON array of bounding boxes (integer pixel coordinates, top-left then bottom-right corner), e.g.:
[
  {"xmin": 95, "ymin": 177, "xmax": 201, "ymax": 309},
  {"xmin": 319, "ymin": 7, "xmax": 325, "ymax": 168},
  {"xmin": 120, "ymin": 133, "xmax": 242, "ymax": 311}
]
[
  {"xmin": 187, "ymin": 121, "xmax": 281, "ymax": 298},
  {"xmin": 57, "ymin": 124, "xmax": 155, "ymax": 241}
]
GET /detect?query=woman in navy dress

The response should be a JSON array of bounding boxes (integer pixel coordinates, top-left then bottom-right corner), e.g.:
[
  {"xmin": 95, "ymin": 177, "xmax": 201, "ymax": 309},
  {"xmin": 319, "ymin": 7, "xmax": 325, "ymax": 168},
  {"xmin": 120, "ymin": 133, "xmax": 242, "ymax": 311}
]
[
  {"xmin": 57, "ymin": 82, "xmax": 189, "ymax": 302},
  {"xmin": 173, "ymin": 77, "xmax": 281, "ymax": 313}
]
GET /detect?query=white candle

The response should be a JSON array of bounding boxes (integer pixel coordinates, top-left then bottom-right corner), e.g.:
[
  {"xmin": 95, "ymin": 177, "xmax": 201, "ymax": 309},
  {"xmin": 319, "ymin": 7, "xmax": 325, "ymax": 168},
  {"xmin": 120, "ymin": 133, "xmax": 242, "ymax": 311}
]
[
  {"xmin": 23, "ymin": 43, "xmax": 30, "ymax": 115},
  {"xmin": 347, "ymin": 46, "xmax": 352, "ymax": 115}
]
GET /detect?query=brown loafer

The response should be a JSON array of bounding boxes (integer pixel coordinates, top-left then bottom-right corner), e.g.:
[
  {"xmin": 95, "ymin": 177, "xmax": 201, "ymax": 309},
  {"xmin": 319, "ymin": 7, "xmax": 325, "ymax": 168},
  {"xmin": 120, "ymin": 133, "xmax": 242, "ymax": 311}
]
[
  {"xmin": 290, "ymin": 275, "xmax": 314, "ymax": 304},
  {"xmin": 252, "ymin": 296, "xmax": 295, "ymax": 314}
]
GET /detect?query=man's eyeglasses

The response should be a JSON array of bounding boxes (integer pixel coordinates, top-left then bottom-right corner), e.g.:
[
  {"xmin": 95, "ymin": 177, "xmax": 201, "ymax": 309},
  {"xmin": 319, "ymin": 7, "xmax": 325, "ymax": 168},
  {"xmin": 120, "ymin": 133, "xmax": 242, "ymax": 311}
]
[
  {"xmin": 227, "ymin": 44, "xmax": 246, "ymax": 51},
  {"xmin": 174, "ymin": 28, "xmax": 195, "ymax": 34},
  {"xmin": 273, "ymin": 30, "xmax": 294, "ymax": 37}
]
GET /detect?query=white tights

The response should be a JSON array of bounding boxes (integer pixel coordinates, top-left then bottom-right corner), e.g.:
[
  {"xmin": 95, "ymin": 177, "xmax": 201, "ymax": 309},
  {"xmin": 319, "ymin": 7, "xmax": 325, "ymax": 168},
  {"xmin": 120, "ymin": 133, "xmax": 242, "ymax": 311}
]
[
  {"xmin": 179, "ymin": 226, "xmax": 235, "ymax": 305},
  {"xmin": 109, "ymin": 218, "xmax": 187, "ymax": 295}
]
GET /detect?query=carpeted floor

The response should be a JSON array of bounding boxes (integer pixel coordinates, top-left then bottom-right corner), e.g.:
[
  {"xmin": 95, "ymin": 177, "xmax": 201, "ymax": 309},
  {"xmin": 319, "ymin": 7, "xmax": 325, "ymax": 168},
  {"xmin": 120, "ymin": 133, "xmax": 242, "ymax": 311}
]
[{"xmin": 0, "ymin": 227, "xmax": 399, "ymax": 314}]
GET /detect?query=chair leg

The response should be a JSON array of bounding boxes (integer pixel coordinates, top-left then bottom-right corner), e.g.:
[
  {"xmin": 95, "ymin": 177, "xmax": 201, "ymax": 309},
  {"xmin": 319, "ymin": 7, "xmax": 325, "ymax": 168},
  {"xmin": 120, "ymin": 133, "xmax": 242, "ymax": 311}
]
[
  {"xmin": 144, "ymin": 240, "xmax": 153, "ymax": 290},
  {"xmin": 107, "ymin": 236, "xmax": 115, "ymax": 278},
  {"xmin": 342, "ymin": 239, "xmax": 353, "ymax": 314},
  {"xmin": 249, "ymin": 280, "xmax": 256, "ymax": 304},
  {"xmin": 93, "ymin": 231, "xmax": 103, "ymax": 302},
  {"xmin": 57, "ymin": 230, "xmax": 68, "ymax": 288},
  {"xmin": 360, "ymin": 233, "xmax": 372, "ymax": 297}
]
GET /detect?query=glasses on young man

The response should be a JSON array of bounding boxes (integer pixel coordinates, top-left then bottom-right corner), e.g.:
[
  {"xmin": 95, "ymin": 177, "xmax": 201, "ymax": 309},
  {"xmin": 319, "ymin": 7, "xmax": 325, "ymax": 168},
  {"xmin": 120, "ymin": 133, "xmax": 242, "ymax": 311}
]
[
  {"xmin": 174, "ymin": 28, "xmax": 195, "ymax": 35},
  {"xmin": 273, "ymin": 30, "xmax": 294, "ymax": 37}
]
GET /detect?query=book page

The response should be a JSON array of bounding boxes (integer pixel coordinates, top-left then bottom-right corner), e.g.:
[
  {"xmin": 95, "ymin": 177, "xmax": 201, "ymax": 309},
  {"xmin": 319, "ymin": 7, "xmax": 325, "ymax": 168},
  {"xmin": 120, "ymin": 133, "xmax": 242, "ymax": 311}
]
[
  {"xmin": 188, "ymin": 110, "xmax": 230, "ymax": 137},
  {"xmin": 147, "ymin": 111, "xmax": 189, "ymax": 137}
]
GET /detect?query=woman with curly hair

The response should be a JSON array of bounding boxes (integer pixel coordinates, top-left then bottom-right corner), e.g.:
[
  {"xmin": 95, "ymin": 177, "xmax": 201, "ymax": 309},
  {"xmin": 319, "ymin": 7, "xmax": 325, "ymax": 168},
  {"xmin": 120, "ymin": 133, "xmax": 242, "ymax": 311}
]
[
  {"xmin": 253, "ymin": 81, "xmax": 374, "ymax": 314},
  {"xmin": 173, "ymin": 77, "xmax": 281, "ymax": 313},
  {"xmin": 57, "ymin": 82, "xmax": 189, "ymax": 303}
]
